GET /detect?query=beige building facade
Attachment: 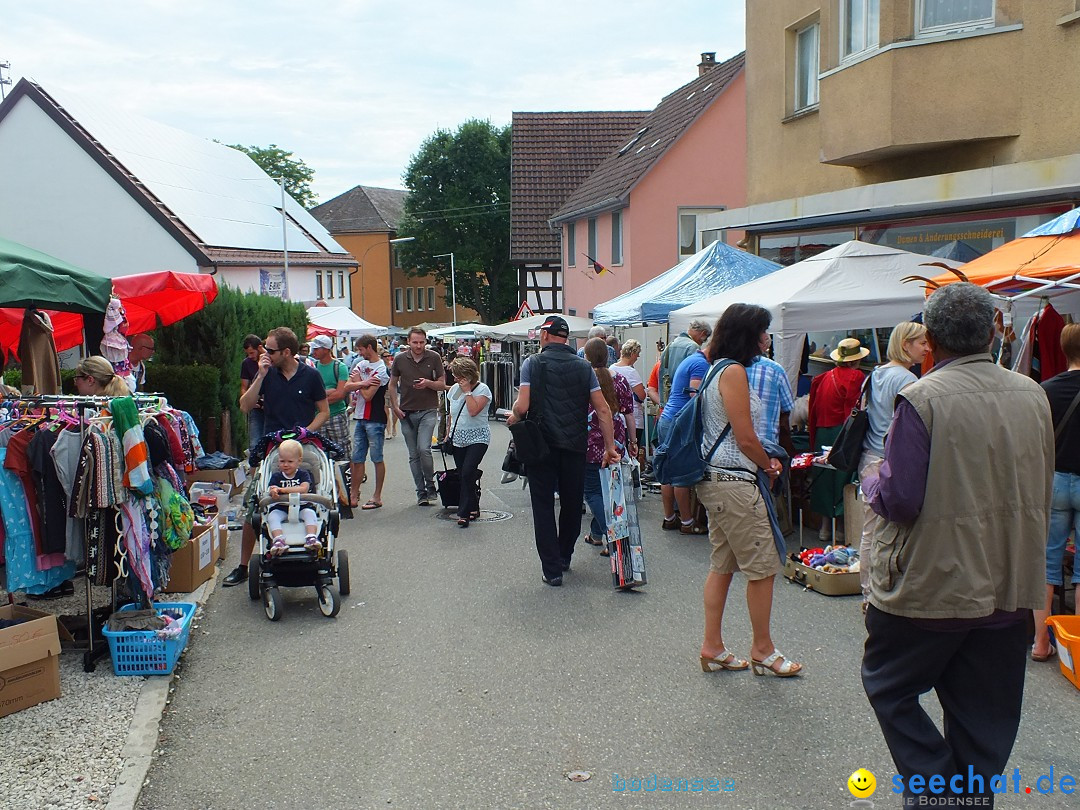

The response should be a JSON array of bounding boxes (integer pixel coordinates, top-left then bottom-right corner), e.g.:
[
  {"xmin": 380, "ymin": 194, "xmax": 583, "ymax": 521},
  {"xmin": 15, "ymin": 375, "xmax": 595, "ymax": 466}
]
[{"xmin": 708, "ymin": 0, "xmax": 1080, "ymax": 263}]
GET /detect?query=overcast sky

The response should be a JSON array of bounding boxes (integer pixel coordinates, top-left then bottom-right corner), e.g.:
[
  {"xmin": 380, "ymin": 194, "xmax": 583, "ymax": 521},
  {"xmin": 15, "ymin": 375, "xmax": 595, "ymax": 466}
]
[{"xmin": 2, "ymin": 1, "xmax": 745, "ymax": 203}]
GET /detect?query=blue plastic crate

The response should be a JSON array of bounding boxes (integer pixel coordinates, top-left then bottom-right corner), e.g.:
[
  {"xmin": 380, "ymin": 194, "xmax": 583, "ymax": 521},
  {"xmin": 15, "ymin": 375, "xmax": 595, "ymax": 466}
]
[{"xmin": 102, "ymin": 602, "xmax": 195, "ymax": 676}]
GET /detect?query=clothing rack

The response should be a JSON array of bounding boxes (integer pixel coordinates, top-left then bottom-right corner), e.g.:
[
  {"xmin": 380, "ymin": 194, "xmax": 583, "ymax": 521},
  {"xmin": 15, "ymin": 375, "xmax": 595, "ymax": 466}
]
[
  {"xmin": 3, "ymin": 392, "xmax": 172, "ymax": 671},
  {"xmin": 480, "ymin": 357, "xmax": 516, "ymax": 415}
]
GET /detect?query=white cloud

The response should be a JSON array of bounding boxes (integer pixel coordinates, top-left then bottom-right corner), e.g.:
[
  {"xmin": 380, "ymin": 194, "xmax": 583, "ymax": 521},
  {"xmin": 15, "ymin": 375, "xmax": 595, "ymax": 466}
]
[{"xmin": 2, "ymin": 0, "xmax": 745, "ymax": 201}]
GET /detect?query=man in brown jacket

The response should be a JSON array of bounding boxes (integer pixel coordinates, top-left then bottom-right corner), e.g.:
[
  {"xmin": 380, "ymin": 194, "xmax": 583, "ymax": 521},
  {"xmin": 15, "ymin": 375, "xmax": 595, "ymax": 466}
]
[{"xmin": 860, "ymin": 282, "xmax": 1052, "ymax": 808}]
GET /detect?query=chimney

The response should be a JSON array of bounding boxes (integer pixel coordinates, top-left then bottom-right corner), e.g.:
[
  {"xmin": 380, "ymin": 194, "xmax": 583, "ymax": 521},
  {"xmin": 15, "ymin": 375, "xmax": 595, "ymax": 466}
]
[{"xmin": 698, "ymin": 52, "xmax": 717, "ymax": 76}]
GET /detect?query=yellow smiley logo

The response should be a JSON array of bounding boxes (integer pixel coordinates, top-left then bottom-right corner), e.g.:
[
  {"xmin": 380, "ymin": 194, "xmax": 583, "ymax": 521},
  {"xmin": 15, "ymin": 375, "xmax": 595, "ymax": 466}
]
[{"xmin": 847, "ymin": 768, "xmax": 876, "ymax": 798}]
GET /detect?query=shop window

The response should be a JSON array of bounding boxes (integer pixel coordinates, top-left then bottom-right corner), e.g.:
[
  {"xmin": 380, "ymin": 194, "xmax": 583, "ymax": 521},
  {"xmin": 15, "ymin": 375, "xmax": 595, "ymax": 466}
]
[
  {"xmin": 794, "ymin": 22, "xmax": 820, "ymax": 111},
  {"xmin": 916, "ymin": 0, "xmax": 994, "ymax": 36},
  {"xmin": 842, "ymin": 0, "xmax": 879, "ymax": 59},
  {"xmin": 758, "ymin": 228, "xmax": 854, "ymax": 266}
]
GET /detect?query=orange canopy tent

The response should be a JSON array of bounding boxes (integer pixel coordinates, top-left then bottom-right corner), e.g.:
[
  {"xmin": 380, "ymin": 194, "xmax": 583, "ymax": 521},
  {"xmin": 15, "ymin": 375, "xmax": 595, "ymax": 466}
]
[{"xmin": 930, "ymin": 208, "xmax": 1080, "ymax": 299}]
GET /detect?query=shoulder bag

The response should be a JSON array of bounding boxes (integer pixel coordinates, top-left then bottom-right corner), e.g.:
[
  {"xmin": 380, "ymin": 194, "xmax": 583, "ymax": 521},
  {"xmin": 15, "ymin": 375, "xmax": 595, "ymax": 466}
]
[
  {"xmin": 436, "ymin": 394, "xmax": 468, "ymax": 455},
  {"xmin": 825, "ymin": 372, "xmax": 872, "ymax": 474},
  {"xmin": 508, "ymin": 359, "xmax": 550, "ymax": 465}
]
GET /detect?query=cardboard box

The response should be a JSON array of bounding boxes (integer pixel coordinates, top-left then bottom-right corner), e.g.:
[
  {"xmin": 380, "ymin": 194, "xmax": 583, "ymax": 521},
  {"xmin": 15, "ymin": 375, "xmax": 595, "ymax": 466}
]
[
  {"xmin": 783, "ymin": 557, "xmax": 862, "ymax": 596},
  {"xmin": 0, "ymin": 605, "xmax": 62, "ymax": 718},
  {"xmin": 186, "ymin": 466, "xmax": 247, "ymax": 496},
  {"xmin": 163, "ymin": 522, "xmax": 217, "ymax": 593}
]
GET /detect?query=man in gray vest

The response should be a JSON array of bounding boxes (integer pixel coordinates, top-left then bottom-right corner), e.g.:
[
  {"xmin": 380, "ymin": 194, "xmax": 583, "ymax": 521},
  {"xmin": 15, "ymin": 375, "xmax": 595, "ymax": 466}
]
[
  {"xmin": 860, "ymin": 283, "xmax": 1052, "ymax": 808},
  {"xmin": 508, "ymin": 315, "xmax": 619, "ymax": 586}
]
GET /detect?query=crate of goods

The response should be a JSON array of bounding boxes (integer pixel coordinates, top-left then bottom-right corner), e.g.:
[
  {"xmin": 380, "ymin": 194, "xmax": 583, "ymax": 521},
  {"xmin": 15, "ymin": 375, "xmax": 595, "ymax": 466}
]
[
  {"xmin": 102, "ymin": 602, "xmax": 195, "ymax": 676},
  {"xmin": 1046, "ymin": 614, "xmax": 1080, "ymax": 692},
  {"xmin": 783, "ymin": 546, "xmax": 861, "ymax": 596}
]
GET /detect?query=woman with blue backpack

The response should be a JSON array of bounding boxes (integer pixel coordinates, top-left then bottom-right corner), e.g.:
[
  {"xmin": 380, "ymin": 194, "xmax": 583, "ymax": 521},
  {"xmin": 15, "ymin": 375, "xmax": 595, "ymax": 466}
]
[{"xmin": 695, "ymin": 304, "xmax": 802, "ymax": 678}]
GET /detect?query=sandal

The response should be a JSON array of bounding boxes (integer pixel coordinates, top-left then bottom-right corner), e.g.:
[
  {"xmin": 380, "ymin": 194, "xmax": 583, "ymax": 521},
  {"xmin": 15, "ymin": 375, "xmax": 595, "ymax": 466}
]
[
  {"xmin": 700, "ymin": 649, "xmax": 749, "ymax": 672},
  {"xmin": 584, "ymin": 534, "xmax": 603, "ymax": 546},
  {"xmin": 457, "ymin": 517, "xmax": 469, "ymax": 528},
  {"xmin": 361, "ymin": 501, "xmax": 382, "ymax": 510},
  {"xmin": 750, "ymin": 650, "xmax": 802, "ymax": 678},
  {"xmin": 270, "ymin": 538, "xmax": 288, "ymax": 556},
  {"xmin": 469, "ymin": 511, "xmax": 480, "ymax": 520},
  {"xmin": 1031, "ymin": 646, "xmax": 1057, "ymax": 662}
]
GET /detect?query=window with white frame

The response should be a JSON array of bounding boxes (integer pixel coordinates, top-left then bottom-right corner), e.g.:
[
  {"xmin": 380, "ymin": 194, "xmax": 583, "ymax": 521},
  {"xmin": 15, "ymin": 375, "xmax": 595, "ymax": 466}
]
[
  {"xmin": 315, "ymin": 270, "xmax": 324, "ymax": 300},
  {"xmin": 916, "ymin": 0, "xmax": 994, "ymax": 36},
  {"xmin": 611, "ymin": 211, "xmax": 623, "ymax": 265},
  {"xmin": 794, "ymin": 22, "xmax": 820, "ymax": 111},
  {"xmin": 338, "ymin": 270, "xmax": 345, "ymax": 299},
  {"xmin": 416, "ymin": 286, "xmax": 424, "ymax": 311},
  {"xmin": 566, "ymin": 225, "xmax": 576, "ymax": 267},
  {"xmin": 394, "ymin": 287, "xmax": 403, "ymax": 312},
  {"xmin": 406, "ymin": 287, "xmax": 413, "ymax": 311},
  {"xmin": 427, "ymin": 287, "xmax": 435, "ymax": 310},
  {"xmin": 842, "ymin": 0, "xmax": 879, "ymax": 59},
  {"xmin": 587, "ymin": 218, "xmax": 597, "ymax": 264}
]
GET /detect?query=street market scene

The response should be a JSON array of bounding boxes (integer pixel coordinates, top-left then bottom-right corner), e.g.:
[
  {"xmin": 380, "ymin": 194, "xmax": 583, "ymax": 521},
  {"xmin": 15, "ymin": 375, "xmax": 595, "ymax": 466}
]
[{"xmin": 1, "ymin": 2, "xmax": 1079, "ymax": 808}]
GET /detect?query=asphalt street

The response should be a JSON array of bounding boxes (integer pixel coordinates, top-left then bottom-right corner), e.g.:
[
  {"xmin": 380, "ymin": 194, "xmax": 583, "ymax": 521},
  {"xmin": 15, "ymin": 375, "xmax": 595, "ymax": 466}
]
[{"xmin": 136, "ymin": 422, "xmax": 1079, "ymax": 810}]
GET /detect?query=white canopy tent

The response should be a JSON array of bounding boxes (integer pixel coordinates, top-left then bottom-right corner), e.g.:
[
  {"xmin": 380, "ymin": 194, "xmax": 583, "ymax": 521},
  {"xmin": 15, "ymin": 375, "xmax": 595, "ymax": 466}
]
[
  {"xmin": 306, "ymin": 306, "xmax": 388, "ymax": 336},
  {"xmin": 474, "ymin": 313, "xmax": 596, "ymax": 341},
  {"xmin": 668, "ymin": 241, "xmax": 960, "ymax": 388},
  {"xmin": 427, "ymin": 323, "xmax": 482, "ymax": 339}
]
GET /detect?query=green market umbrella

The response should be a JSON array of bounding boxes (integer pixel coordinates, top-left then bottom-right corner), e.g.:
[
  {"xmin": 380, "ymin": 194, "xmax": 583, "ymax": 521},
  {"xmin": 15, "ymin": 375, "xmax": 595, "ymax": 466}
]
[{"xmin": 0, "ymin": 235, "xmax": 112, "ymax": 313}]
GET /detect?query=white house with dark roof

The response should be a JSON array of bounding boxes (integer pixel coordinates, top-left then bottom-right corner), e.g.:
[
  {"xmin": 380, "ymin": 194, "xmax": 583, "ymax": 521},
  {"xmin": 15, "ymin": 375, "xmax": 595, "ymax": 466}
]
[{"xmin": 0, "ymin": 79, "xmax": 356, "ymax": 304}]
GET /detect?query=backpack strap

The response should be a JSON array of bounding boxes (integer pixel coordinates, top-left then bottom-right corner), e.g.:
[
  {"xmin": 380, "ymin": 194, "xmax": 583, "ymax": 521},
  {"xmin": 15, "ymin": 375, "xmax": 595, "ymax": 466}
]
[
  {"xmin": 698, "ymin": 359, "xmax": 736, "ymax": 464},
  {"xmin": 1054, "ymin": 386, "xmax": 1080, "ymax": 441}
]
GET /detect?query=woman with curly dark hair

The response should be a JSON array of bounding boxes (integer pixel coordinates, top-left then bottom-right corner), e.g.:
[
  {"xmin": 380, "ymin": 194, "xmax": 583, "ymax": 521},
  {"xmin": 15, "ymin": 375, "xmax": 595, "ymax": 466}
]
[{"xmin": 696, "ymin": 304, "xmax": 802, "ymax": 678}]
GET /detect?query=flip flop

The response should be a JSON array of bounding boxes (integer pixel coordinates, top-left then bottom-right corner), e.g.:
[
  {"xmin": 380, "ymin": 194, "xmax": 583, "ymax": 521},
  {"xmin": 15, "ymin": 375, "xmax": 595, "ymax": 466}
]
[
  {"xmin": 361, "ymin": 501, "xmax": 382, "ymax": 510},
  {"xmin": 1031, "ymin": 646, "xmax": 1057, "ymax": 662}
]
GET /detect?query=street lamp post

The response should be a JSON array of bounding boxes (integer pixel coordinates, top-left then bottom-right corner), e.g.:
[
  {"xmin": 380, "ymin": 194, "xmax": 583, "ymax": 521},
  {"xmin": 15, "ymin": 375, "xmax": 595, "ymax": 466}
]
[
  {"xmin": 432, "ymin": 252, "xmax": 457, "ymax": 326},
  {"xmin": 273, "ymin": 176, "xmax": 290, "ymax": 299},
  {"xmin": 353, "ymin": 236, "xmax": 415, "ymax": 320}
]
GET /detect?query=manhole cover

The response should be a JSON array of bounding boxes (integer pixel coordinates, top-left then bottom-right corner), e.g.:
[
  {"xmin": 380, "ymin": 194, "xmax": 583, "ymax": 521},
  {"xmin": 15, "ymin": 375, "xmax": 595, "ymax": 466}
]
[{"xmin": 435, "ymin": 509, "xmax": 513, "ymax": 522}]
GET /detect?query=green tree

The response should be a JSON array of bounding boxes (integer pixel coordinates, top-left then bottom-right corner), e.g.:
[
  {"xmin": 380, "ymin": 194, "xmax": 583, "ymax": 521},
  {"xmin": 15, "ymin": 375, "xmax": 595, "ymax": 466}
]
[
  {"xmin": 397, "ymin": 120, "xmax": 515, "ymax": 324},
  {"xmin": 227, "ymin": 143, "xmax": 318, "ymax": 209}
]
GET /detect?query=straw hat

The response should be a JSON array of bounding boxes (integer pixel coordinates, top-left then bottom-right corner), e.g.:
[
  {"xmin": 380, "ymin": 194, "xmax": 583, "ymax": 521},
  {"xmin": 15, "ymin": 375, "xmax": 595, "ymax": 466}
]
[{"xmin": 829, "ymin": 338, "xmax": 870, "ymax": 363}]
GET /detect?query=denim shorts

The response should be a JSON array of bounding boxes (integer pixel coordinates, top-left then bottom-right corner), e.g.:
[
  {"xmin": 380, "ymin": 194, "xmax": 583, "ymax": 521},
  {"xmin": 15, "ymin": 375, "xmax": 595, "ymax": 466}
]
[
  {"xmin": 352, "ymin": 420, "xmax": 386, "ymax": 464},
  {"xmin": 1047, "ymin": 471, "xmax": 1080, "ymax": 585}
]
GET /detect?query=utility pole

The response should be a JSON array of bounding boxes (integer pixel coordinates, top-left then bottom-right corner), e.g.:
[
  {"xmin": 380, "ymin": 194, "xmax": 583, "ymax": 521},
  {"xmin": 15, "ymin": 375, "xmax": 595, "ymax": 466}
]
[{"xmin": 0, "ymin": 62, "xmax": 12, "ymax": 101}]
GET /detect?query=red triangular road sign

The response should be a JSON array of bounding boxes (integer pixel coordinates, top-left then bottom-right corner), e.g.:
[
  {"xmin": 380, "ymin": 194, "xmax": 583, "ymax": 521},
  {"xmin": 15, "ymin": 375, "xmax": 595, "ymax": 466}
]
[{"xmin": 513, "ymin": 301, "xmax": 535, "ymax": 320}]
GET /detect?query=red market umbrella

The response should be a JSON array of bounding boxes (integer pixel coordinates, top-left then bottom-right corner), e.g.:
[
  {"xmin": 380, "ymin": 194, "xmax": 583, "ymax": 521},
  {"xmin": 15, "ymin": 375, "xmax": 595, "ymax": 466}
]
[
  {"xmin": 111, "ymin": 271, "xmax": 218, "ymax": 334},
  {"xmin": 0, "ymin": 308, "xmax": 84, "ymax": 358}
]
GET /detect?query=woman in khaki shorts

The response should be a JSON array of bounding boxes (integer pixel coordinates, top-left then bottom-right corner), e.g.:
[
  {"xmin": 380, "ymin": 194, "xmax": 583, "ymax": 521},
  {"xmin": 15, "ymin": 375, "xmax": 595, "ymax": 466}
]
[{"xmin": 695, "ymin": 304, "xmax": 802, "ymax": 678}]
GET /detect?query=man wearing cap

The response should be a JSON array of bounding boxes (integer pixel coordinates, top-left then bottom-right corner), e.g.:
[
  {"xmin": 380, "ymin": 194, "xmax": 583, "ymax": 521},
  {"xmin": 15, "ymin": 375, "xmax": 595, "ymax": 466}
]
[
  {"xmin": 508, "ymin": 315, "xmax": 620, "ymax": 586},
  {"xmin": 388, "ymin": 326, "xmax": 446, "ymax": 506},
  {"xmin": 659, "ymin": 320, "xmax": 712, "ymax": 406},
  {"xmin": 310, "ymin": 335, "xmax": 352, "ymax": 456}
]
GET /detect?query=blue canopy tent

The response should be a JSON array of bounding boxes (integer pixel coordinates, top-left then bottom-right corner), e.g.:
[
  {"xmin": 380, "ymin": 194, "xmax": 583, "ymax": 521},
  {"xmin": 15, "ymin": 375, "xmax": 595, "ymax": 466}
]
[{"xmin": 591, "ymin": 241, "xmax": 782, "ymax": 324}]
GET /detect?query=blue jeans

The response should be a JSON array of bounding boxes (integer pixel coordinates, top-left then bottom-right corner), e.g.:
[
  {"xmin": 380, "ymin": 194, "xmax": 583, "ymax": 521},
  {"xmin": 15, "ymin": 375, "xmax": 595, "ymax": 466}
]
[
  {"xmin": 351, "ymin": 420, "xmax": 386, "ymax": 464},
  {"xmin": 583, "ymin": 462, "xmax": 606, "ymax": 541},
  {"xmin": 247, "ymin": 409, "xmax": 265, "ymax": 449},
  {"xmin": 1047, "ymin": 471, "xmax": 1080, "ymax": 586}
]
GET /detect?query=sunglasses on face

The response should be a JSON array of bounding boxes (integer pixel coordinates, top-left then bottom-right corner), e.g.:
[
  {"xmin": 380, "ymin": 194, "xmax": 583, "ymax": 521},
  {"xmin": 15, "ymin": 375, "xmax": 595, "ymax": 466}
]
[{"xmin": 265, "ymin": 347, "xmax": 283, "ymax": 355}]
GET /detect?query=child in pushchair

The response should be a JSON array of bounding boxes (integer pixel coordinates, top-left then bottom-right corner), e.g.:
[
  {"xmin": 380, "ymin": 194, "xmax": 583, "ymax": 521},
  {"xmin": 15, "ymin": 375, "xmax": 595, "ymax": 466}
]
[{"xmin": 265, "ymin": 439, "xmax": 321, "ymax": 555}]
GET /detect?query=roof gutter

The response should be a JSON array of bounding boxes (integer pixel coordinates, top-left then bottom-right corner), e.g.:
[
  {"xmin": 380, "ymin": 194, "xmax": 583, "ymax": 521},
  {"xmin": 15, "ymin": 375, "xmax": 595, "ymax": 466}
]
[{"xmin": 549, "ymin": 196, "xmax": 626, "ymax": 227}]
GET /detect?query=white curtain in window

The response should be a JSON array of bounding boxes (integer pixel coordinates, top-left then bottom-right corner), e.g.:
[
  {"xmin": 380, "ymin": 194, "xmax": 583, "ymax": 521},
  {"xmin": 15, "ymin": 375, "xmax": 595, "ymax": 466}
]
[
  {"xmin": 680, "ymin": 214, "xmax": 698, "ymax": 255},
  {"xmin": 921, "ymin": 0, "xmax": 993, "ymax": 29}
]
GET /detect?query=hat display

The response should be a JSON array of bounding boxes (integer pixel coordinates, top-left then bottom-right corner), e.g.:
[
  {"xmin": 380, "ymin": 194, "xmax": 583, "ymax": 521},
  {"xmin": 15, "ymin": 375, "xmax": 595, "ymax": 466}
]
[
  {"xmin": 539, "ymin": 315, "xmax": 570, "ymax": 338},
  {"xmin": 310, "ymin": 336, "xmax": 334, "ymax": 350},
  {"xmin": 829, "ymin": 338, "xmax": 870, "ymax": 363}
]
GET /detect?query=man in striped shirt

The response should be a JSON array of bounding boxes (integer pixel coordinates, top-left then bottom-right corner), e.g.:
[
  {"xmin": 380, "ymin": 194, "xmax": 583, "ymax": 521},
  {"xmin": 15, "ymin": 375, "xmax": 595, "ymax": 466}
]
[{"xmin": 745, "ymin": 332, "xmax": 795, "ymax": 455}]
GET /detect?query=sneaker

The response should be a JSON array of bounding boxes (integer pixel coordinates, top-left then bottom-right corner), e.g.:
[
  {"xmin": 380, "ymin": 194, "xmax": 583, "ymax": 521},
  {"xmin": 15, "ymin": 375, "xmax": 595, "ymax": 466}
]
[
  {"xmin": 542, "ymin": 575, "xmax": 563, "ymax": 587},
  {"xmin": 222, "ymin": 566, "xmax": 247, "ymax": 587},
  {"xmin": 304, "ymin": 535, "xmax": 322, "ymax": 552},
  {"xmin": 418, "ymin": 496, "xmax": 432, "ymax": 506},
  {"xmin": 661, "ymin": 516, "xmax": 680, "ymax": 531},
  {"xmin": 271, "ymin": 539, "xmax": 288, "ymax": 556}
]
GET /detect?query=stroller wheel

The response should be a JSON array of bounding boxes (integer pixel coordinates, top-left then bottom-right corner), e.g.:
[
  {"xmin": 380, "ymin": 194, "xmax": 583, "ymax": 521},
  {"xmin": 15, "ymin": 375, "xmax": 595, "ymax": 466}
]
[
  {"xmin": 263, "ymin": 586, "xmax": 284, "ymax": 621},
  {"xmin": 248, "ymin": 556, "xmax": 262, "ymax": 601},
  {"xmin": 317, "ymin": 585, "xmax": 341, "ymax": 618},
  {"xmin": 337, "ymin": 549, "xmax": 350, "ymax": 596}
]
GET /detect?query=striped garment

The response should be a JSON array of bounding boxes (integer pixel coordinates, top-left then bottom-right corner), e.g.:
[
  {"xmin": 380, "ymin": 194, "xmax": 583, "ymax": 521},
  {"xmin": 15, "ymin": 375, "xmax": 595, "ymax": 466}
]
[{"xmin": 109, "ymin": 396, "xmax": 154, "ymax": 495}]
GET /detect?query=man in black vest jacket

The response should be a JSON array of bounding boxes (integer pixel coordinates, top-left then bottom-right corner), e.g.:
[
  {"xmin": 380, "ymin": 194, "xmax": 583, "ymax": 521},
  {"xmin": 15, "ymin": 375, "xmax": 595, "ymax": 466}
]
[{"xmin": 508, "ymin": 315, "xmax": 620, "ymax": 586}]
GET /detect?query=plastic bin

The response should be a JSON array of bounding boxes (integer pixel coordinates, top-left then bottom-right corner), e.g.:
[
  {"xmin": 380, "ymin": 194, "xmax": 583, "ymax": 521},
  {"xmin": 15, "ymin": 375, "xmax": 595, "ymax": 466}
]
[
  {"xmin": 102, "ymin": 602, "xmax": 195, "ymax": 676},
  {"xmin": 1046, "ymin": 614, "xmax": 1080, "ymax": 692}
]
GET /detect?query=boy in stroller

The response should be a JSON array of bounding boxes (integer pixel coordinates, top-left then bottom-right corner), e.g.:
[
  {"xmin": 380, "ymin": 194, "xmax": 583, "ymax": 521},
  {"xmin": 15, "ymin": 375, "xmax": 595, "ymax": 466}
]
[{"xmin": 266, "ymin": 439, "xmax": 321, "ymax": 555}]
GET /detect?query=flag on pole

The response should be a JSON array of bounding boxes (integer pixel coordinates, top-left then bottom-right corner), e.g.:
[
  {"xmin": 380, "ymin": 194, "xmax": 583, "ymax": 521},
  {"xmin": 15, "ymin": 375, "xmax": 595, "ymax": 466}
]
[{"xmin": 584, "ymin": 254, "xmax": 610, "ymax": 275}]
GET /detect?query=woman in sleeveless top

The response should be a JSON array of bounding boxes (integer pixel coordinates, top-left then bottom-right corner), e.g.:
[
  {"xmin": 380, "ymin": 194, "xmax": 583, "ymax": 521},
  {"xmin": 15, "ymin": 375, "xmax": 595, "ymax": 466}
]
[{"xmin": 695, "ymin": 304, "xmax": 802, "ymax": 678}]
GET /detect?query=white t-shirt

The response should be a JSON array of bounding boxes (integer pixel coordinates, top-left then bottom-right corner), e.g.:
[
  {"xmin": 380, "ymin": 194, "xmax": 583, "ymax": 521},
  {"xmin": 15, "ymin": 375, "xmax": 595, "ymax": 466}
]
[
  {"xmin": 446, "ymin": 382, "xmax": 492, "ymax": 446},
  {"xmin": 611, "ymin": 363, "xmax": 644, "ymax": 429},
  {"xmin": 349, "ymin": 358, "xmax": 390, "ymax": 420}
]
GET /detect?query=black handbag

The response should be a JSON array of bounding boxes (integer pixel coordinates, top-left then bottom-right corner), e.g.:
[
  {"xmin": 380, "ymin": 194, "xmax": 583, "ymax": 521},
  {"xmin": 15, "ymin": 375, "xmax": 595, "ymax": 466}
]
[
  {"xmin": 826, "ymin": 373, "xmax": 871, "ymax": 474},
  {"xmin": 501, "ymin": 441, "xmax": 524, "ymax": 476},
  {"xmin": 437, "ymin": 397, "xmax": 468, "ymax": 455},
  {"xmin": 508, "ymin": 359, "xmax": 549, "ymax": 464}
]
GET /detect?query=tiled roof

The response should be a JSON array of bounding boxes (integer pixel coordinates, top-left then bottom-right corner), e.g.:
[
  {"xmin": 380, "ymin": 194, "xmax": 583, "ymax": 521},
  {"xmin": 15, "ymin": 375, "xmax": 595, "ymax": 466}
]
[
  {"xmin": 310, "ymin": 185, "xmax": 408, "ymax": 234},
  {"xmin": 510, "ymin": 111, "xmax": 649, "ymax": 263},
  {"xmin": 551, "ymin": 52, "xmax": 745, "ymax": 224}
]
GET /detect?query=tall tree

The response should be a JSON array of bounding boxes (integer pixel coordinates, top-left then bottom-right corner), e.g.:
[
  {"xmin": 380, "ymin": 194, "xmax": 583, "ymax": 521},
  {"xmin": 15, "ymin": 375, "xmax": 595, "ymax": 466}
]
[
  {"xmin": 227, "ymin": 143, "xmax": 318, "ymax": 209},
  {"xmin": 397, "ymin": 120, "xmax": 515, "ymax": 324}
]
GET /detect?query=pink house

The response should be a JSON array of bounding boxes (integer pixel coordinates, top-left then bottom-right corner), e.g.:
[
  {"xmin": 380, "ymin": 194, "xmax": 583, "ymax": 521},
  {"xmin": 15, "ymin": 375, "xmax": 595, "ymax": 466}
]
[{"xmin": 550, "ymin": 52, "xmax": 747, "ymax": 318}]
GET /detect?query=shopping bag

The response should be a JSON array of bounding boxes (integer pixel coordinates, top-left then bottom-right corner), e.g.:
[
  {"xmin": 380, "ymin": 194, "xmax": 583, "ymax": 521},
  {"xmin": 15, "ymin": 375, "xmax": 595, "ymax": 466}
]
[{"xmin": 600, "ymin": 461, "xmax": 647, "ymax": 589}]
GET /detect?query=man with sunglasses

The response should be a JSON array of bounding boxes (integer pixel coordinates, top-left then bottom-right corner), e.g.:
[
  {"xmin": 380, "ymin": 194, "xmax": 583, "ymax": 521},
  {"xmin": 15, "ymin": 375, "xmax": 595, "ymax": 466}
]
[{"xmin": 225, "ymin": 326, "xmax": 329, "ymax": 586}]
